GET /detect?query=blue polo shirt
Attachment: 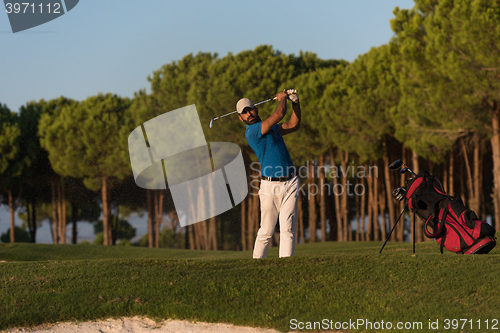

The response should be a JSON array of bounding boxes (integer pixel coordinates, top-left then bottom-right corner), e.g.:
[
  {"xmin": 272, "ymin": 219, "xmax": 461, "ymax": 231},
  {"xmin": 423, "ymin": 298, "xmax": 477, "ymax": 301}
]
[{"xmin": 245, "ymin": 122, "xmax": 295, "ymax": 178}]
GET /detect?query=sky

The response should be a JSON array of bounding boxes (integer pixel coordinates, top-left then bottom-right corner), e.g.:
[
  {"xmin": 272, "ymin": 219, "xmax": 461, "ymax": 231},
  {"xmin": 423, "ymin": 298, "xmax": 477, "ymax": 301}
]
[{"xmin": 0, "ymin": 0, "xmax": 415, "ymax": 243}]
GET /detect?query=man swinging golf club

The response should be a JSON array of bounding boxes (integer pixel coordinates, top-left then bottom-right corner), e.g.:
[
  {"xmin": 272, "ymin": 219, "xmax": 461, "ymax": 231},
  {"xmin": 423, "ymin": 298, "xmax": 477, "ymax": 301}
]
[{"xmin": 237, "ymin": 89, "xmax": 301, "ymax": 258}]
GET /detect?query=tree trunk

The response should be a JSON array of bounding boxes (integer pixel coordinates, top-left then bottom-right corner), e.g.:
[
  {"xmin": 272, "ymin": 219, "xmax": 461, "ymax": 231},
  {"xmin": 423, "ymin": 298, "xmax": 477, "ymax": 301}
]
[
  {"xmin": 491, "ymin": 105, "xmax": 500, "ymax": 229},
  {"xmin": 147, "ymin": 190, "xmax": 154, "ymax": 248},
  {"xmin": 448, "ymin": 152, "xmax": 454, "ymax": 196},
  {"xmin": 341, "ymin": 152, "xmax": 349, "ymax": 241},
  {"xmin": 378, "ymin": 175, "xmax": 387, "ymax": 242},
  {"xmin": 31, "ymin": 197, "xmax": 37, "ymax": 243},
  {"xmin": 460, "ymin": 164, "xmax": 466, "ymax": 204},
  {"xmin": 355, "ymin": 180, "xmax": 360, "ymax": 241},
  {"xmin": 188, "ymin": 224, "xmax": 195, "ymax": 250},
  {"xmin": 155, "ymin": 190, "xmax": 164, "ymax": 248},
  {"xmin": 327, "ymin": 196, "xmax": 337, "ymax": 240},
  {"xmin": 366, "ymin": 164, "xmax": 373, "ymax": 241},
  {"xmin": 27, "ymin": 200, "xmax": 33, "ymax": 242},
  {"xmin": 209, "ymin": 216, "xmax": 218, "ymax": 250},
  {"xmin": 101, "ymin": 176, "xmax": 110, "ymax": 246},
  {"xmin": 72, "ymin": 202, "xmax": 78, "ymax": 244},
  {"xmin": 297, "ymin": 189, "xmax": 304, "ymax": 244},
  {"xmin": 308, "ymin": 160, "xmax": 317, "ymax": 242},
  {"xmin": 479, "ymin": 139, "xmax": 486, "ymax": 218},
  {"xmin": 48, "ymin": 218, "xmax": 54, "ymax": 244},
  {"xmin": 461, "ymin": 134, "xmax": 482, "ymax": 214},
  {"xmin": 218, "ymin": 209, "xmax": 223, "ymax": 250},
  {"xmin": 170, "ymin": 211, "xmax": 179, "ymax": 230},
  {"xmin": 61, "ymin": 180, "xmax": 67, "ymax": 245},
  {"xmin": 8, "ymin": 190, "xmax": 15, "ymax": 243},
  {"xmin": 201, "ymin": 220, "xmax": 209, "ymax": 249},
  {"xmin": 423, "ymin": 156, "xmax": 433, "ymax": 243},
  {"xmin": 331, "ymin": 149, "xmax": 342, "ymax": 241},
  {"xmin": 443, "ymin": 158, "xmax": 448, "ymax": 195},
  {"xmin": 461, "ymin": 137, "xmax": 476, "ymax": 212},
  {"xmin": 326, "ymin": 178, "xmax": 337, "ymax": 241},
  {"xmin": 241, "ymin": 198, "xmax": 246, "ymax": 251},
  {"xmin": 360, "ymin": 176, "xmax": 366, "ymax": 241},
  {"xmin": 57, "ymin": 181, "xmax": 64, "ymax": 244},
  {"xmin": 193, "ymin": 223, "xmax": 201, "ymax": 250},
  {"xmin": 372, "ymin": 161, "xmax": 379, "ymax": 241},
  {"xmin": 194, "ymin": 219, "xmax": 209, "ymax": 250},
  {"xmin": 252, "ymin": 186, "xmax": 260, "ymax": 245},
  {"xmin": 26, "ymin": 199, "xmax": 35, "ymax": 243},
  {"xmin": 396, "ymin": 146, "xmax": 407, "ymax": 242},
  {"xmin": 247, "ymin": 194, "xmax": 254, "ymax": 250},
  {"xmin": 318, "ymin": 155, "xmax": 326, "ymax": 242},
  {"xmin": 412, "ymin": 151, "xmax": 420, "ymax": 174},
  {"xmin": 411, "ymin": 151, "xmax": 422, "ymax": 242},
  {"xmin": 247, "ymin": 170, "xmax": 260, "ymax": 251},
  {"xmin": 398, "ymin": 200, "xmax": 405, "ymax": 242},
  {"xmin": 51, "ymin": 179, "xmax": 58, "ymax": 244},
  {"xmin": 473, "ymin": 135, "xmax": 481, "ymax": 215},
  {"xmin": 383, "ymin": 149, "xmax": 396, "ymax": 241}
]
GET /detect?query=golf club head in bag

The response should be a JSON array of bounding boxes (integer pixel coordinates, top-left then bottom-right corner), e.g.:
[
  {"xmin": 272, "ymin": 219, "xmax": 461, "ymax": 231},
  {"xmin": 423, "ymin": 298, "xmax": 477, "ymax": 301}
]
[
  {"xmin": 388, "ymin": 159, "xmax": 417, "ymax": 176},
  {"xmin": 388, "ymin": 159, "xmax": 404, "ymax": 170},
  {"xmin": 392, "ymin": 187, "xmax": 406, "ymax": 201}
]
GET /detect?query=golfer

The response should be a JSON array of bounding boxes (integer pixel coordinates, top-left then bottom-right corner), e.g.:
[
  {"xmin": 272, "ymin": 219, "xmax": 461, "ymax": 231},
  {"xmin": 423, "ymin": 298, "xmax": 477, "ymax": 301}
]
[{"xmin": 237, "ymin": 89, "xmax": 301, "ymax": 258}]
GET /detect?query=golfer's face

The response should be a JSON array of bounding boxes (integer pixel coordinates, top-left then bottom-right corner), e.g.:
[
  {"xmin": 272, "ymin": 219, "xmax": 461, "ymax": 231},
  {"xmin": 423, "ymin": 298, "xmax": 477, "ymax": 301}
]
[{"xmin": 240, "ymin": 107, "xmax": 257, "ymax": 122}]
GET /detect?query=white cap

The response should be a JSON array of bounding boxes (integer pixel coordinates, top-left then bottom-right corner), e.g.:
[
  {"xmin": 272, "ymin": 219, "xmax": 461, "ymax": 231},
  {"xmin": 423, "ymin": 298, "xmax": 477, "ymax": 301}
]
[{"xmin": 236, "ymin": 98, "xmax": 254, "ymax": 114}]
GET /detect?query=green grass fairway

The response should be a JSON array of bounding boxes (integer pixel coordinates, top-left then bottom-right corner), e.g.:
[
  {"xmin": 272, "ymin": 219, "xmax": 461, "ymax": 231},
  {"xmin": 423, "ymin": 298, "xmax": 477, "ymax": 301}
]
[{"xmin": 1, "ymin": 240, "xmax": 500, "ymax": 332}]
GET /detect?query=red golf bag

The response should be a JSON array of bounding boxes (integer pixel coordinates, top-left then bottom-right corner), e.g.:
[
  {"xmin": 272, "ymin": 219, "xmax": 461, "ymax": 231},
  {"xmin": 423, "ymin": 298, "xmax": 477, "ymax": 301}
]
[{"xmin": 405, "ymin": 172, "xmax": 496, "ymax": 254}]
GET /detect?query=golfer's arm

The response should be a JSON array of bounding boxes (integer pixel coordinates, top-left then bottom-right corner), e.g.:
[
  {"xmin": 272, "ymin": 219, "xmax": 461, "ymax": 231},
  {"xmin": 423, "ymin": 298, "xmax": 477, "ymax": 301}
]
[
  {"xmin": 279, "ymin": 101, "xmax": 301, "ymax": 136},
  {"xmin": 261, "ymin": 98, "xmax": 287, "ymax": 135}
]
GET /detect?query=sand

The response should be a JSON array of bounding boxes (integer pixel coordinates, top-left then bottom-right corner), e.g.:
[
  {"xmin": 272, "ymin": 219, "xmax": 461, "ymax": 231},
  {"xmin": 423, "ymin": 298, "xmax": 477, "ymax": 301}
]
[{"xmin": 3, "ymin": 317, "xmax": 283, "ymax": 333}]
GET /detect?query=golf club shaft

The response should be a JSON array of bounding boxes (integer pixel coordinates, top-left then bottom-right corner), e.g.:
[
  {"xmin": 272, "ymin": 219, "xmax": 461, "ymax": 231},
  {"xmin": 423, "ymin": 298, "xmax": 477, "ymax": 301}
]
[
  {"xmin": 402, "ymin": 162, "xmax": 417, "ymax": 177},
  {"xmin": 211, "ymin": 110, "xmax": 238, "ymax": 122},
  {"xmin": 209, "ymin": 97, "xmax": 277, "ymax": 128}
]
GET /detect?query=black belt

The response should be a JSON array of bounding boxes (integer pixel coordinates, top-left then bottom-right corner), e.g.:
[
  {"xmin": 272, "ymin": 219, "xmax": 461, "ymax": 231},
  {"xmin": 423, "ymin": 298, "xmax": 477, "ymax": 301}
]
[{"xmin": 261, "ymin": 173, "xmax": 295, "ymax": 182}]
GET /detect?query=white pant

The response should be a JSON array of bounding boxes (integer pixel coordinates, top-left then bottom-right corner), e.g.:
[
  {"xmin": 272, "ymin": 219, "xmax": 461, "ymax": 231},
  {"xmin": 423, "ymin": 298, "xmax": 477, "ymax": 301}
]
[{"xmin": 253, "ymin": 176, "xmax": 300, "ymax": 258}]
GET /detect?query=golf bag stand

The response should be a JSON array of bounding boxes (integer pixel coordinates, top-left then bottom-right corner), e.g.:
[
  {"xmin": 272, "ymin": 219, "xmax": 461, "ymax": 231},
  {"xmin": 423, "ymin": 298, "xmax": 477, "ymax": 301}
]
[
  {"xmin": 380, "ymin": 159, "xmax": 419, "ymax": 254},
  {"xmin": 379, "ymin": 204, "xmax": 412, "ymax": 253}
]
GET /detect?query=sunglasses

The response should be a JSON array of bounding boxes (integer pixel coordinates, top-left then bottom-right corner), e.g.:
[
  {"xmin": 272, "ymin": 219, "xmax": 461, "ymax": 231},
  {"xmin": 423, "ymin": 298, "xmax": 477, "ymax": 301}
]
[{"xmin": 241, "ymin": 107, "xmax": 256, "ymax": 115}]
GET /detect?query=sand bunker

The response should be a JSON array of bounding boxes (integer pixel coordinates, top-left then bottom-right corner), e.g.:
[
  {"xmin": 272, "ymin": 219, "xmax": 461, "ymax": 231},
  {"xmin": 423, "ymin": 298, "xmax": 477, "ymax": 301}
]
[{"xmin": 3, "ymin": 317, "xmax": 282, "ymax": 333}]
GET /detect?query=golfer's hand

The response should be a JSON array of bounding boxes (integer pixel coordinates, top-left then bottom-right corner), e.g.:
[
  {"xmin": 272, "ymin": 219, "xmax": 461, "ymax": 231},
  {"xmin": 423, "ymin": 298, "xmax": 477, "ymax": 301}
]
[
  {"xmin": 276, "ymin": 90, "xmax": 288, "ymax": 102},
  {"xmin": 286, "ymin": 89, "xmax": 299, "ymax": 103}
]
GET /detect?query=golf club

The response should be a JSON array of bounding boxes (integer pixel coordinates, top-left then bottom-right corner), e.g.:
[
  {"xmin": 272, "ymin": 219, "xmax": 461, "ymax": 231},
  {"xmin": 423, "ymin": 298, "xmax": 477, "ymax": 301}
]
[
  {"xmin": 209, "ymin": 97, "xmax": 277, "ymax": 129},
  {"xmin": 388, "ymin": 159, "xmax": 417, "ymax": 176}
]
